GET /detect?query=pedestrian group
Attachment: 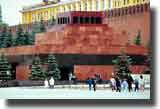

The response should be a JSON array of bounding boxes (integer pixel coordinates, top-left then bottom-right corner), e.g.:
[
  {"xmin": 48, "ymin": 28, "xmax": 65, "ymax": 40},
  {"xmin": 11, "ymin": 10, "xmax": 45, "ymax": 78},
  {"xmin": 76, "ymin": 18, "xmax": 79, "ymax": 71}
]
[{"xmin": 110, "ymin": 74, "xmax": 145, "ymax": 92}]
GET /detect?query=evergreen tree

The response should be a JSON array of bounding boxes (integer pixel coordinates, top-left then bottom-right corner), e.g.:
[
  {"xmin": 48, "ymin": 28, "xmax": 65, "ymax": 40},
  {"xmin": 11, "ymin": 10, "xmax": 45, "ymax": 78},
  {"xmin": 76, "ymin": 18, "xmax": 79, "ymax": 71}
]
[
  {"xmin": 112, "ymin": 51, "xmax": 133, "ymax": 79},
  {"xmin": 134, "ymin": 30, "xmax": 142, "ymax": 45},
  {"xmin": 6, "ymin": 29, "xmax": 13, "ymax": 47},
  {"xmin": 24, "ymin": 31, "xmax": 34, "ymax": 45},
  {"xmin": 12, "ymin": 37, "xmax": 17, "ymax": 47},
  {"xmin": 15, "ymin": 25, "xmax": 25, "ymax": 46},
  {"xmin": 29, "ymin": 56, "xmax": 45, "ymax": 80},
  {"xmin": 46, "ymin": 54, "xmax": 61, "ymax": 80},
  {"xmin": 0, "ymin": 25, "xmax": 8, "ymax": 48},
  {"xmin": 15, "ymin": 26, "xmax": 33, "ymax": 46},
  {"xmin": 0, "ymin": 53, "xmax": 12, "ymax": 81},
  {"xmin": 0, "ymin": 25, "xmax": 6, "ymax": 48}
]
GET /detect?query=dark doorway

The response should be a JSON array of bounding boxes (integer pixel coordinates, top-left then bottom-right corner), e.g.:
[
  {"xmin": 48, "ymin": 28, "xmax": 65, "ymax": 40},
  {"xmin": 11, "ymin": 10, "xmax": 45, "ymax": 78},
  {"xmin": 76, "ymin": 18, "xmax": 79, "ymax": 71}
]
[
  {"xmin": 59, "ymin": 66, "xmax": 73, "ymax": 80},
  {"xmin": 73, "ymin": 16, "xmax": 78, "ymax": 24},
  {"xmin": 11, "ymin": 63, "xmax": 18, "ymax": 80}
]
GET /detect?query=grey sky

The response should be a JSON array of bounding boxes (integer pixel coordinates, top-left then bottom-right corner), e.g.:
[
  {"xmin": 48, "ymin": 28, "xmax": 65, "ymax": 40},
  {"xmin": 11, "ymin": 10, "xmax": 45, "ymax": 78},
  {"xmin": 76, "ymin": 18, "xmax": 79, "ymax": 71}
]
[{"xmin": 0, "ymin": 0, "xmax": 66, "ymax": 26}]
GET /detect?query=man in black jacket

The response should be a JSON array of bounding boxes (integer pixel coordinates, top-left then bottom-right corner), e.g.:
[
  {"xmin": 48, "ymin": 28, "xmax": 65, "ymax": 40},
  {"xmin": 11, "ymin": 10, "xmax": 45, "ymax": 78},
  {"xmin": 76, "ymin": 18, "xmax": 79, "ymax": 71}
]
[{"xmin": 127, "ymin": 74, "xmax": 133, "ymax": 92}]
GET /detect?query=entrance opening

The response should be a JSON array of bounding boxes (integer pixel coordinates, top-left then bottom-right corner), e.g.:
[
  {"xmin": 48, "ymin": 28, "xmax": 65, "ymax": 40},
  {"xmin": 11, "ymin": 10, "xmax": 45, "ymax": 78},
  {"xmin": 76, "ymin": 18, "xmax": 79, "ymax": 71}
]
[
  {"xmin": 11, "ymin": 63, "xmax": 18, "ymax": 80},
  {"xmin": 59, "ymin": 66, "xmax": 73, "ymax": 80}
]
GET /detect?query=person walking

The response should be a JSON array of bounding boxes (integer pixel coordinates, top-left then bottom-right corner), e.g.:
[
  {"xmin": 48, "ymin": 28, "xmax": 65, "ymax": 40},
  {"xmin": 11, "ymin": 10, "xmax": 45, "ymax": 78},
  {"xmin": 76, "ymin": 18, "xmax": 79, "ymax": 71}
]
[
  {"xmin": 139, "ymin": 75, "xmax": 145, "ymax": 92},
  {"xmin": 49, "ymin": 77, "xmax": 55, "ymax": 89},
  {"xmin": 44, "ymin": 78, "xmax": 49, "ymax": 88},
  {"xmin": 115, "ymin": 77, "xmax": 121, "ymax": 92},
  {"xmin": 87, "ymin": 78, "xmax": 92, "ymax": 91},
  {"xmin": 127, "ymin": 74, "xmax": 133, "ymax": 92},
  {"xmin": 134, "ymin": 77, "xmax": 139, "ymax": 92},
  {"xmin": 110, "ymin": 76, "xmax": 116, "ymax": 91},
  {"xmin": 92, "ymin": 78, "xmax": 97, "ymax": 92},
  {"xmin": 121, "ymin": 78, "xmax": 128, "ymax": 92}
]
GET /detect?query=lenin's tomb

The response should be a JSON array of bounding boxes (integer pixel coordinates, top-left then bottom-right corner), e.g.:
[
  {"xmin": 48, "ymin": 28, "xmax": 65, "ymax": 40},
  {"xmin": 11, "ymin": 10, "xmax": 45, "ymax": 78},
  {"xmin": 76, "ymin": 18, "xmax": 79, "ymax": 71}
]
[{"xmin": 0, "ymin": 0, "xmax": 150, "ymax": 81}]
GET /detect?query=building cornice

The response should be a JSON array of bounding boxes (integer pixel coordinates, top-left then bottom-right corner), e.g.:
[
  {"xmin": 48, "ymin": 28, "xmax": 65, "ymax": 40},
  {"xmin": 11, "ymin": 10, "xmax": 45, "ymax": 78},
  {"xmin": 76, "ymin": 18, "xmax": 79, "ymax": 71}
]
[{"xmin": 20, "ymin": 0, "xmax": 80, "ymax": 13}]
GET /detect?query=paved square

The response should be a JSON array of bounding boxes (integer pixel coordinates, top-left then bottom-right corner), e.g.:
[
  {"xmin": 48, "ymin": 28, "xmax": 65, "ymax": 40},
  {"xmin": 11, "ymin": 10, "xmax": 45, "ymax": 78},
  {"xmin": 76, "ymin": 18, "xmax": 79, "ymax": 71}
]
[{"xmin": 0, "ymin": 86, "xmax": 150, "ymax": 99}]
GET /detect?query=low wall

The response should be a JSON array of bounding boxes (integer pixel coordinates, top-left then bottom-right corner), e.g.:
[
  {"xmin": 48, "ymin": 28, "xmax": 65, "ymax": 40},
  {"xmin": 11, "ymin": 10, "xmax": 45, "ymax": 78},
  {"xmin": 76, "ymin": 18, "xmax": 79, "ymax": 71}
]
[{"xmin": 74, "ymin": 65, "xmax": 147, "ymax": 80}]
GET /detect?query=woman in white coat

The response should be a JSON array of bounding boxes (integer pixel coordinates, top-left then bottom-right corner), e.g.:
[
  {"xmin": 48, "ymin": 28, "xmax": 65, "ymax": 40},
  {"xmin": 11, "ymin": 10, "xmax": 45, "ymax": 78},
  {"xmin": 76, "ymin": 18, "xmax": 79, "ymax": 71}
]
[
  {"xmin": 49, "ymin": 77, "xmax": 55, "ymax": 88},
  {"xmin": 44, "ymin": 78, "xmax": 49, "ymax": 88},
  {"xmin": 139, "ymin": 75, "xmax": 145, "ymax": 92}
]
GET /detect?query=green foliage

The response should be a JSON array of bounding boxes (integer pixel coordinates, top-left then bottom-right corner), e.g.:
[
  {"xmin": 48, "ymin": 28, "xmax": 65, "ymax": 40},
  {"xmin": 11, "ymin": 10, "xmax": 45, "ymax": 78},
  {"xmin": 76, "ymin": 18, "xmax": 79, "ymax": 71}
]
[
  {"xmin": 29, "ymin": 56, "xmax": 45, "ymax": 80},
  {"xmin": 0, "ymin": 53, "xmax": 12, "ymax": 81},
  {"xmin": 0, "ymin": 25, "xmax": 8, "ymax": 48},
  {"xmin": 14, "ymin": 25, "xmax": 25, "ymax": 46},
  {"xmin": 6, "ymin": 29, "xmax": 13, "ymax": 47},
  {"xmin": 14, "ymin": 25, "xmax": 34, "ymax": 46},
  {"xmin": 134, "ymin": 30, "xmax": 141, "ymax": 45},
  {"xmin": 46, "ymin": 54, "xmax": 61, "ymax": 80},
  {"xmin": 24, "ymin": 32, "xmax": 34, "ymax": 45},
  {"xmin": 0, "ymin": 25, "xmax": 12, "ymax": 48},
  {"xmin": 112, "ymin": 52, "xmax": 133, "ymax": 79}
]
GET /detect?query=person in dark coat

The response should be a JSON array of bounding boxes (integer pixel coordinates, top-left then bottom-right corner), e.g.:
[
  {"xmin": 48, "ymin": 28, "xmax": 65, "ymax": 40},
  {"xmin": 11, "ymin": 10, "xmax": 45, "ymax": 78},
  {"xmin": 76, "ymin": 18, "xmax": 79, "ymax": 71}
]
[
  {"xmin": 134, "ymin": 78, "xmax": 139, "ymax": 92},
  {"xmin": 127, "ymin": 74, "xmax": 134, "ymax": 92},
  {"xmin": 92, "ymin": 78, "xmax": 97, "ymax": 91},
  {"xmin": 86, "ymin": 78, "xmax": 92, "ymax": 91},
  {"xmin": 115, "ymin": 77, "xmax": 121, "ymax": 92}
]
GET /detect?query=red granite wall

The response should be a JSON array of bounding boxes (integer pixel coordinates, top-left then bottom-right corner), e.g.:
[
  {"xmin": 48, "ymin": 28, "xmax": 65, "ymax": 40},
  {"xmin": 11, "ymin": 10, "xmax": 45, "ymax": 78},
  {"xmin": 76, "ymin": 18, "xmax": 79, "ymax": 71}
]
[
  {"xmin": 74, "ymin": 65, "xmax": 147, "ymax": 80},
  {"xmin": 15, "ymin": 64, "xmax": 147, "ymax": 81},
  {"xmin": 0, "ymin": 24, "xmax": 148, "ymax": 56},
  {"xmin": 16, "ymin": 65, "xmax": 29, "ymax": 80}
]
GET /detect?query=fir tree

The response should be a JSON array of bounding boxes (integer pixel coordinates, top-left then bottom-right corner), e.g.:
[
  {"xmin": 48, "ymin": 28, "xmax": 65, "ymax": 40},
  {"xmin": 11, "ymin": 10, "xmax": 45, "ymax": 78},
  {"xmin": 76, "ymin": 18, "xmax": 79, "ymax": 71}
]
[
  {"xmin": 6, "ymin": 29, "xmax": 13, "ymax": 47},
  {"xmin": 15, "ymin": 26, "xmax": 33, "ymax": 46},
  {"xmin": 0, "ymin": 25, "xmax": 8, "ymax": 48},
  {"xmin": 134, "ymin": 30, "xmax": 142, "ymax": 45},
  {"xmin": 112, "ymin": 51, "xmax": 133, "ymax": 79},
  {"xmin": 15, "ymin": 25, "xmax": 25, "ymax": 46},
  {"xmin": 24, "ymin": 31, "xmax": 34, "ymax": 45},
  {"xmin": 46, "ymin": 54, "xmax": 61, "ymax": 80},
  {"xmin": 29, "ymin": 56, "xmax": 45, "ymax": 80},
  {"xmin": 0, "ymin": 53, "xmax": 12, "ymax": 81},
  {"xmin": 0, "ymin": 25, "xmax": 6, "ymax": 48}
]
